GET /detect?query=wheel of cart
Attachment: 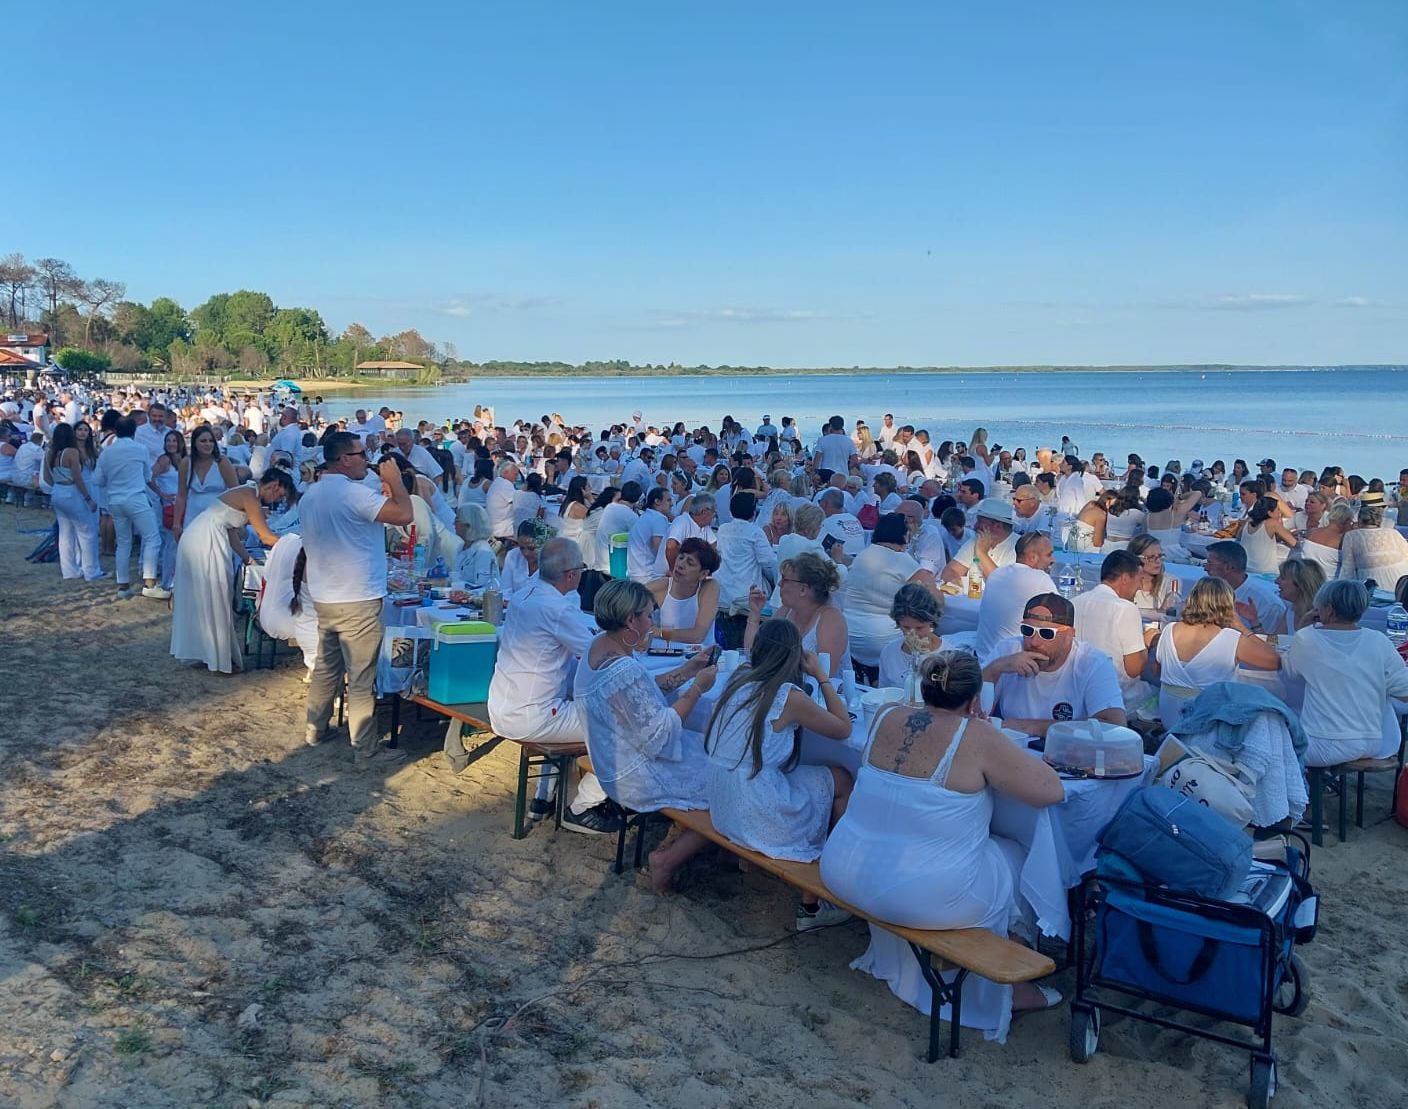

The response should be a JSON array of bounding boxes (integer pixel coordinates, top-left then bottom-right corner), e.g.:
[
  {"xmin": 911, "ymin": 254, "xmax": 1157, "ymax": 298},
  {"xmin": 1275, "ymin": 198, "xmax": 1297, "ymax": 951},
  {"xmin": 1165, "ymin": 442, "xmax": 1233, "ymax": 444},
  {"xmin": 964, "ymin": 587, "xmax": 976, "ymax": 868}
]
[{"xmin": 1068, "ymin": 843, "xmax": 1317, "ymax": 1109}]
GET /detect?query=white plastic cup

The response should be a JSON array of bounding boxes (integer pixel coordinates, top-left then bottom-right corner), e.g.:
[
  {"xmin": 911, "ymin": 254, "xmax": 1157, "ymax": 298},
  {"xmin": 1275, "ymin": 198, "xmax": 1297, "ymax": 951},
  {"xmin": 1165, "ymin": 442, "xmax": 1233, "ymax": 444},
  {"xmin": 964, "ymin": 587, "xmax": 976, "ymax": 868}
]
[{"xmin": 980, "ymin": 681, "xmax": 996, "ymax": 715}]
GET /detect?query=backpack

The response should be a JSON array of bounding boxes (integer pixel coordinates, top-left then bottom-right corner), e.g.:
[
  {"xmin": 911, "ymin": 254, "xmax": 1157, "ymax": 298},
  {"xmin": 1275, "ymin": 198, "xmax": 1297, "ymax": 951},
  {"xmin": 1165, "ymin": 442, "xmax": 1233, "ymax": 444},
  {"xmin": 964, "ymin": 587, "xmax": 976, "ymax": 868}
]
[{"xmin": 856, "ymin": 503, "xmax": 879, "ymax": 530}]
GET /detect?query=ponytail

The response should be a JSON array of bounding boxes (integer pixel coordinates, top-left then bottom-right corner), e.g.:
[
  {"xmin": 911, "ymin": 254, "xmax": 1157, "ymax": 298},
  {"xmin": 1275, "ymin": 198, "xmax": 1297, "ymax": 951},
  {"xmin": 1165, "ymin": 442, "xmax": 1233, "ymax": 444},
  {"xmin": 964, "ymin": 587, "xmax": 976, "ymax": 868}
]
[{"xmin": 290, "ymin": 547, "xmax": 308, "ymax": 615}]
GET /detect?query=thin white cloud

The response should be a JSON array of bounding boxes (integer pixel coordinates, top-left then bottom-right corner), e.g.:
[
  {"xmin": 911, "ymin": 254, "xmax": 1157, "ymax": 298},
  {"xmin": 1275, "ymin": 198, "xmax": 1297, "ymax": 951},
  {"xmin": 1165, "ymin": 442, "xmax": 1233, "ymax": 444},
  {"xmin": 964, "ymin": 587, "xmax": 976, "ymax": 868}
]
[
  {"xmin": 438, "ymin": 294, "xmax": 563, "ymax": 318},
  {"xmin": 1204, "ymin": 293, "xmax": 1312, "ymax": 311},
  {"xmin": 1335, "ymin": 296, "xmax": 1407, "ymax": 309}
]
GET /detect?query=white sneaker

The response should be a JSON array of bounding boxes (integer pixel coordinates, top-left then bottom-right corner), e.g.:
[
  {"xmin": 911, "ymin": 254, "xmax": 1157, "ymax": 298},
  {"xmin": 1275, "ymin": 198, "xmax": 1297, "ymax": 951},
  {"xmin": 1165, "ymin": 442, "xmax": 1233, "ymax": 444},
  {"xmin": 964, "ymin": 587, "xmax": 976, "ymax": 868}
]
[
  {"xmin": 796, "ymin": 901, "xmax": 853, "ymax": 931},
  {"xmin": 142, "ymin": 586, "xmax": 172, "ymax": 600}
]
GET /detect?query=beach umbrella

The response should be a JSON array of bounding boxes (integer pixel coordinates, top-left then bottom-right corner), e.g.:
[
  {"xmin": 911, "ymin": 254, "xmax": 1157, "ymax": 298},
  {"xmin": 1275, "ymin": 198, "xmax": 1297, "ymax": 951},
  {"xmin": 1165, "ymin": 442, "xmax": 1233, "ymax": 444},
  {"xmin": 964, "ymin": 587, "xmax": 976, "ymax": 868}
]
[{"xmin": 272, "ymin": 379, "xmax": 302, "ymax": 392}]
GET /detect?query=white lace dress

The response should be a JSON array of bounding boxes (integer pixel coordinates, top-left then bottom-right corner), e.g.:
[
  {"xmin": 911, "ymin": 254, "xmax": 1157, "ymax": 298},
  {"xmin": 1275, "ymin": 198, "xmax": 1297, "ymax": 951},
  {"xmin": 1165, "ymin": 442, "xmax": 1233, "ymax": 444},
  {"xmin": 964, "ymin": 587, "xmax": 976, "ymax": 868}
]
[
  {"xmin": 706, "ymin": 681, "xmax": 834, "ymax": 861},
  {"xmin": 573, "ymin": 650, "xmax": 709, "ymax": 812}
]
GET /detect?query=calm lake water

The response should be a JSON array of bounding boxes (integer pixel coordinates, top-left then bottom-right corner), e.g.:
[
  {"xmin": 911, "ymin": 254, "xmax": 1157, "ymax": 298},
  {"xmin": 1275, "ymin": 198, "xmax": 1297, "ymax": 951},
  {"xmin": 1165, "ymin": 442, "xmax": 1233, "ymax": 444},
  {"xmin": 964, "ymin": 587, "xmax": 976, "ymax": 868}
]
[{"xmin": 325, "ymin": 366, "xmax": 1408, "ymax": 478}]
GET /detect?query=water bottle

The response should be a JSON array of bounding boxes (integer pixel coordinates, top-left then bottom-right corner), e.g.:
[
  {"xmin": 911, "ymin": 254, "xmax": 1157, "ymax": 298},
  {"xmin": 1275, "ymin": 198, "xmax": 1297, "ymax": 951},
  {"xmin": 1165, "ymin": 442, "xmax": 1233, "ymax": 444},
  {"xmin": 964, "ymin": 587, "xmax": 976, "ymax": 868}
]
[
  {"xmin": 1386, "ymin": 603, "xmax": 1408, "ymax": 648},
  {"xmin": 412, "ymin": 541, "xmax": 428, "ymax": 577},
  {"xmin": 1058, "ymin": 563, "xmax": 1079, "ymax": 599}
]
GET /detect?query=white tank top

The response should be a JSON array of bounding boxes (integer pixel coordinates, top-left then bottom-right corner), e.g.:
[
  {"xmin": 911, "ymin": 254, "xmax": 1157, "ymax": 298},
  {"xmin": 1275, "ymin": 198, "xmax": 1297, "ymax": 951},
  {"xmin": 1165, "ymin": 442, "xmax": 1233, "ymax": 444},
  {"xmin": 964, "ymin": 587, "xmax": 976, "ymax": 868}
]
[{"xmin": 659, "ymin": 583, "xmax": 700, "ymax": 632}]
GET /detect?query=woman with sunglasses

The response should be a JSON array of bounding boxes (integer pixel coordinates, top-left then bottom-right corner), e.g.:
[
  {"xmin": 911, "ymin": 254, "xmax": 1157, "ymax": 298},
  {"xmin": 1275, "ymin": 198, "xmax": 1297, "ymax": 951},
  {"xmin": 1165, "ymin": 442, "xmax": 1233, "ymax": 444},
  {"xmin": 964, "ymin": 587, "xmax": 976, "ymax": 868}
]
[{"xmin": 1127, "ymin": 535, "xmax": 1181, "ymax": 612}]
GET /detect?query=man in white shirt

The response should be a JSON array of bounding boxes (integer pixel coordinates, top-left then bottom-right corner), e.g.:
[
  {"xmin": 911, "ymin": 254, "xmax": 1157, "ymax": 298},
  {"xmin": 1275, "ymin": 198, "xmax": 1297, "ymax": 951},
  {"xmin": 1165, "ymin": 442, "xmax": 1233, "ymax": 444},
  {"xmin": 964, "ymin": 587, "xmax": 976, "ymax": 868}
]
[
  {"xmin": 1279, "ymin": 467, "xmax": 1309, "ymax": 511},
  {"xmin": 60, "ymin": 391, "xmax": 82, "ymax": 426},
  {"xmin": 713, "ymin": 491, "xmax": 778, "ymax": 642},
  {"xmin": 266, "ymin": 407, "xmax": 303, "ymax": 459},
  {"xmin": 1010, "ymin": 483, "xmax": 1046, "ymax": 534},
  {"xmin": 620, "ymin": 447, "xmax": 654, "ymax": 491},
  {"xmin": 817, "ymin": 488, "xmax": 863, "ymax": 565},
  {"xmin": 486, "ymin": 539, "xmax": 615, "ymax": 832},
  {"xmin": 1072, "ymin": 550, "xmax": 1157, "ymax": 714},
  {"xmin": 93, "ymin": 417, "xmax": 166, "ymax": 598},
  {"xmin": 877, "ymin": 413, "xmax": 899, "ymax": 450},
  {"xmin": 955, "ymin": 477, "xmax": 985, "ymax": 527},
  {"xmin": 301, "ymin": 432, "xmax": 413, "ymax": 760},
  {"xmin": 942, "ymin": 499, "xmax": 1018, "ymax": 584},
  {"xmin": 1205, "ymin": 541, "xmax": 1287, "ymax": 634},
  {"xmin": 982, "ymin": 593, "xmax": 1127, "ymax": 737},
  {"xmin": 486, "ymin": 461, "xmax": 519, "ymax": 542},
  {"xmin": 11, "ymin": 431, "xmax": 43, "ymax": 504},
  {"xmin": 976, "ymin": 532, "xmax": 1057, "ymax": 662},
  {"xmin": 657, "ymin": 491, "xmax": 717, "ymax": 576},
  {"xmin": 814, "ymin": 417, "xmax": 856, "ymax": 474},
  {"xmin": 1055, "ymin": 456, "xmax": 1103, "ymax": 515},
  {"xmin": 627, "ymin": 487, "xmax": 672, "ymax": 582},
  {"xmin": 596, "ymin": 480, "xmax": 642, "ymax": 573},
  {"xmin": 393, "ymin": 428, "xmax": 443, "ymax": 481}
]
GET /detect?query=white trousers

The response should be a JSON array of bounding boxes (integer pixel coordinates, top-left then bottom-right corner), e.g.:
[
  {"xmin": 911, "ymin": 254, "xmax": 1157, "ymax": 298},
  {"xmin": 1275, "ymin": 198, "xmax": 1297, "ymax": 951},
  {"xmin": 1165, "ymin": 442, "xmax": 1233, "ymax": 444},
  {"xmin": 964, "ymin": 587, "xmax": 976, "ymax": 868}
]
[
  {"xmin": 51, "ymin": 485, "xmax": 102, "ymax": 579},
  {"xmin": 108, "ymin": 497, "xmax": 160, "ymax": 585}
]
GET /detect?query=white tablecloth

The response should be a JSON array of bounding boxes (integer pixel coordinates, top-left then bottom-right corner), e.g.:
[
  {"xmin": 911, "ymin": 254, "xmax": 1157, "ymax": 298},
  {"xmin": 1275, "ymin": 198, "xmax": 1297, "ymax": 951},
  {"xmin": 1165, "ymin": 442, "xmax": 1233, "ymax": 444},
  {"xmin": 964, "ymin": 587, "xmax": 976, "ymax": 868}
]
[{"xmin": 991, "ymin": 751, "xmax": 1156, "ymax": 941}]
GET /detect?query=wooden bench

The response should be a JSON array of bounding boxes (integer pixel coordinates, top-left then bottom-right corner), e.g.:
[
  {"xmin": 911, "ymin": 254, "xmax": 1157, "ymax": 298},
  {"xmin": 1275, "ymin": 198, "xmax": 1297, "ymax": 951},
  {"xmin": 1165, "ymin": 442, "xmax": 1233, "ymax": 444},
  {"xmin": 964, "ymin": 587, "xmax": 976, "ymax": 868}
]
[
  {"xmin": 389, "ymin": 693, "xmax": 585, "ymax": 838},
  {"xmin": 651, "ymin": 806, "xmax": 1055, "ymax": 1061}
]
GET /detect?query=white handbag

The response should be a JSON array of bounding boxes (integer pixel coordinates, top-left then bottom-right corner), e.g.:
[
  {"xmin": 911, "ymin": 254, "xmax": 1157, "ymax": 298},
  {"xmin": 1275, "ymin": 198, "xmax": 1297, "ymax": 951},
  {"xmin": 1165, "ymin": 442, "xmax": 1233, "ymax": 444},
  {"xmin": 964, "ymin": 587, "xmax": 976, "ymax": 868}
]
[{"xmin": 1159, "ymin": 752, "xmax": 1257, "ymax": 829}]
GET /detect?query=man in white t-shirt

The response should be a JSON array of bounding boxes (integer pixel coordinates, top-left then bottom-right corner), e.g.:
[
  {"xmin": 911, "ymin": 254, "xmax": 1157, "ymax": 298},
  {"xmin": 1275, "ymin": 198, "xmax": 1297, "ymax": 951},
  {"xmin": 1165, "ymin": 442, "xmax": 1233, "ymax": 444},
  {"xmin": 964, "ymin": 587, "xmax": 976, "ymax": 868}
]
[
  {"xmin": 976, "ymin": 532, "xmax": 1057, "ymax": 662},
  {"xmin": 1205, "ymin": 541, "xmax": 1287, "ymax": 634},
  {"xmin": 626, "ymin": 487, "xmax": 672, "ymax": 582},
  {"xmin": 1055, "ymin": 455, "xmax": 1103, "ymax": 515},
  {"xmin": 301, "ymin": 432, "xmax": 414, "ymax": 761},
  {"xmin": 877, "ymin": 413, "xmax": 899, "ymax": 450},
  {"xmin": 814, "ymin": 416, "xmax": 856, "ymax": 474},
  {"xmin": 657, "ymin": 491, "xmax": 717, "ymax": 576},
  {"xmin": 983, "ymin": 593, "xmax": 1127, "ymax": 737},
  {"xmin": 486, "ymin": 461, "xmax": 519, "ymax": 542},
  {"xmin": 1010, "ymin": 483, "xmax": 1046, "ymax": 534},
  {"xmin": 942, "ymin": 499, "xmax": 1018, "ymax": 584},
  {"xmin": 817, "ymin": 488, "xmax": 863, "ymax": 565},
  {"xmin": 1072, "ymin": 550, "xmax": 1157, "ymax": 713}
]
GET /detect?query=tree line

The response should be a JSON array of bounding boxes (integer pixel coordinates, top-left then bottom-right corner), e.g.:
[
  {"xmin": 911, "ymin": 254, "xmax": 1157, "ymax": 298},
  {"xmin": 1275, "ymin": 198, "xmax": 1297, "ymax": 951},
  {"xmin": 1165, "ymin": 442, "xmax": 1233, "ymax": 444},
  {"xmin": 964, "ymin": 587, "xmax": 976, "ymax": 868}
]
[{"xmin": 0, "ymin": 252, "xmax": 455, "ymax": 380}]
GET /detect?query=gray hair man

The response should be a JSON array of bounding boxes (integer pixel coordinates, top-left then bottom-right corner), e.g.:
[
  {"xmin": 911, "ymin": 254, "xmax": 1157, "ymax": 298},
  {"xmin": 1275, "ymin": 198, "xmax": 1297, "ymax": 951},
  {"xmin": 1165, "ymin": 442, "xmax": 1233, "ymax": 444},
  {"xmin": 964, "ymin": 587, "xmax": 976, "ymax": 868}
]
[{"xmin": 486, "ymin": 538, "xmax": 618, "ymax": 833}]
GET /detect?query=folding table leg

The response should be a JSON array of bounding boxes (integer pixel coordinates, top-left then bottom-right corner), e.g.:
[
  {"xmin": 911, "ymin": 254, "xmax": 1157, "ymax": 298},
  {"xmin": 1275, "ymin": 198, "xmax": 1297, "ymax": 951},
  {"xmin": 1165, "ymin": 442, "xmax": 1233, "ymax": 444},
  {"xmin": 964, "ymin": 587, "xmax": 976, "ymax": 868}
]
[
  {"xmin": 1337, "ymin": 769, "xmax": 1349, "ymax": 842},
  {"xmin": 512, "ymin": 748, "xmax": 531, "ymax": 839},
  {"xmin": 1308, "ymin": 768, "xmax": 1324, "ymax": 848}
]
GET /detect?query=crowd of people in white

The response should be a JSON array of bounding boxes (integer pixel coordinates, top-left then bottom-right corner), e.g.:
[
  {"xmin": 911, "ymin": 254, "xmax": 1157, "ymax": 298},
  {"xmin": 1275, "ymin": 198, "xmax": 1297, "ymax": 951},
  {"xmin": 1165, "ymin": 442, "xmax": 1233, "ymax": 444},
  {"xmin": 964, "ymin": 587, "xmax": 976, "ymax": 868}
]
[{"xmin": 7, "ymin": 377, "xmax": 1408, "ymax": 1040}]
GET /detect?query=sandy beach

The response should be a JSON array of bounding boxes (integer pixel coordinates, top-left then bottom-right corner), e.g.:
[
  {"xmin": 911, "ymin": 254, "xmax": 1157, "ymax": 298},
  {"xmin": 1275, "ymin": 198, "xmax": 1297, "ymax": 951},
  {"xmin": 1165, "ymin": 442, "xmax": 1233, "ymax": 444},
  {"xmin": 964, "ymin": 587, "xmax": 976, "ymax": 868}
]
[{"xmin": 1, "ymin": 511, "xmax": 1405, "ymax": 1109}]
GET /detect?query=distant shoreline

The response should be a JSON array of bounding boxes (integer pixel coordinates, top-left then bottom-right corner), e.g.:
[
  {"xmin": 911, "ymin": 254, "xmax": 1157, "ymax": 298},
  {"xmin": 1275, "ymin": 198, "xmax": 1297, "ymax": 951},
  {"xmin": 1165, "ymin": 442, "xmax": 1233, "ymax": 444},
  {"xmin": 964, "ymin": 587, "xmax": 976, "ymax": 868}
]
[{"xmin": 461, "ymin": 363, "xmax": 1402, "ymax": 380}]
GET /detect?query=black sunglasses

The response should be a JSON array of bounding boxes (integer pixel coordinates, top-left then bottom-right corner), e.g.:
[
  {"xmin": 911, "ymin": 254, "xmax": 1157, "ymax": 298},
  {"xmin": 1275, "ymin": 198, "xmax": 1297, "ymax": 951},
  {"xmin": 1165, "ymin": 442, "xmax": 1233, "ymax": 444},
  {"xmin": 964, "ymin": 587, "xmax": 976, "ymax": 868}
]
[{"xmin": 1019, "ymin": 623, "xmax": 1062, "ymax": 641}]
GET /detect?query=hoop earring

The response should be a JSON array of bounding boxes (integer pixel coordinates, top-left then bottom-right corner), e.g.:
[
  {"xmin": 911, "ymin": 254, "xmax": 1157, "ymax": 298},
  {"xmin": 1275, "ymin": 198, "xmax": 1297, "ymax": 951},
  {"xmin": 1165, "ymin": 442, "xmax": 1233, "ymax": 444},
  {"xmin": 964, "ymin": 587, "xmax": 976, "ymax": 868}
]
[{"xmin": 621, "ymin": 628, "xmax": 642, "ymax": 650}]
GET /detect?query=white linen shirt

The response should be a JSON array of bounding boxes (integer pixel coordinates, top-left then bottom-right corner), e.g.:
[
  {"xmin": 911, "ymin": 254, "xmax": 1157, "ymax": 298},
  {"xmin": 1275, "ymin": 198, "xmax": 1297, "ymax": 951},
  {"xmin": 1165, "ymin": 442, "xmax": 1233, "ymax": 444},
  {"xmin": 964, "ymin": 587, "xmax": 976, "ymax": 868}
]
[
  {"xmin": 298, "ymin": 473, "xmax": 389, "ymax": 604},
  {"xmin": 1072, "ymin": 583, "xmax": 1153, "ymax": 706},
  {"xmin": 487, "ymin": 579, "xmax": 595, "ymax": 739},
  {"xmin": 714, "ymin": 519, "xmax": 778, "ymax": 613},
  {"xmin": 92, "ymin": 438, "xmax": 152, "ymax": 503},
  {"xmin": 486, "ymin": 476, "xmax": 517, "ymax": 538}
]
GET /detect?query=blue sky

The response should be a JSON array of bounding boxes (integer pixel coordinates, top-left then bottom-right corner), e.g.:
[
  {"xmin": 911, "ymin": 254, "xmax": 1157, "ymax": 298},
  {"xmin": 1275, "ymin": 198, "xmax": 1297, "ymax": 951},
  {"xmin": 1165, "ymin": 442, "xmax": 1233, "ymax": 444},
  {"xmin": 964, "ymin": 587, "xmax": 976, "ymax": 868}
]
[{"xmin": 15, "ymin": 1, "xmax": 1407, "ymax": 366}]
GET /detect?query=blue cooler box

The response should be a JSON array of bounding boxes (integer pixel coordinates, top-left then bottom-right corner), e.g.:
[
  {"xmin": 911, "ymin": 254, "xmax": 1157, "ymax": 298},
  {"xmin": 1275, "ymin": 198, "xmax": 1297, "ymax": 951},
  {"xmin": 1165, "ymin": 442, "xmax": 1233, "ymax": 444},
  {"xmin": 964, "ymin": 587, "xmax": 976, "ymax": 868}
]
[{"xmin": 428, "ymin": 621, "xmax": 498, "ymax": 704}]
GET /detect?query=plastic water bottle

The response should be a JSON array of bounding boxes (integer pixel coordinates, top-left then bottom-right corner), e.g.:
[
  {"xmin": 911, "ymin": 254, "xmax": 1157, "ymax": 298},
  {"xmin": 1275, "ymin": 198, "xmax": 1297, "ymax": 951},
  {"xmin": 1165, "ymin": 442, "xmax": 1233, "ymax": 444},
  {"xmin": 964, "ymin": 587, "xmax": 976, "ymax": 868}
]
[
  {"xmin": 1386, "ymin": 603, "xmax": 1408, "ymax": 648},
  {"xmin": 1058, "ymin": 563, "xmax": 1079, "ymax": 599}
]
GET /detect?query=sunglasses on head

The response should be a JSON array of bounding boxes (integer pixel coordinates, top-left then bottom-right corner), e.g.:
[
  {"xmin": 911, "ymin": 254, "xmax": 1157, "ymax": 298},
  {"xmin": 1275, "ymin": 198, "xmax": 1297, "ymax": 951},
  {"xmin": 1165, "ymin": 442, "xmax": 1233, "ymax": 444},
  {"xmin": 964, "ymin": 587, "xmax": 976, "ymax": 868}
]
[{"xmin": 1019, "ymin": 623, "xmax": 1062, "ymax": 641}]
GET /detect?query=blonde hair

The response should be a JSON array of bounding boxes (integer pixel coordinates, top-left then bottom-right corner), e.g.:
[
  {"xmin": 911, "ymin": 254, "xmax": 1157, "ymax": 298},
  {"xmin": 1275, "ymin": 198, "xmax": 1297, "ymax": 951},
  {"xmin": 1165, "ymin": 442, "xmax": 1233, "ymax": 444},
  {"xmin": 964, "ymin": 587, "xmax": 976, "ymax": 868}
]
[
  {"xmin": 1278, "ymin": 558, "xmax": 1326, "ymax": 627},
  {"xmin": 781, "ymin": 551, "xmax": 840, "ymax": 602},
  {"xmin": 1180, "ymin": 577, "xmax": 1238, "ymax": 628},
  {"xmin": 792, "ymin": 502, "xmax": 824, "ymax": 538}
]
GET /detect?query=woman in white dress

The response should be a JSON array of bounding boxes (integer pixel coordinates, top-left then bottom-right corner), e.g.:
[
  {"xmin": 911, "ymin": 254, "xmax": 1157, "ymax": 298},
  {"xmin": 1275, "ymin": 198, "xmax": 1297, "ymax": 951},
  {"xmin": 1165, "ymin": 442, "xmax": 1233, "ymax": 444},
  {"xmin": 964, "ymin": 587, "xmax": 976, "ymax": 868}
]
[
  {"xmin": 174, "ymin": 426, "xmax": 238, "ymax": 537},
  {"xmin": 152, "ymin": 430, "xmax": 185, "ymax": 589},
  {"xmin": 1066, "ymin": 489, "xmax": 1115, "ymax": 553},
  {"xmin": 1271, "ymin": 558, "xmax": 1326, "ymax": 636},
  {"xmin": 1152, "ymin": 578, "xmax": 1280, "ymax": 730},
  {"xmin": 453, "ymin": 503, "xmax": 501, "ymax": 590},
  {"xmin": 843, "ymin": 513, "xmax": 941, "ymax": 670},
  {"xmin": 257, "ymin": 532, "xmax": 319, "ymax": 675},
  {"xmin": 456, "ymin": 457, "xmax": 495, "ymax": 534},
  {"xmin": 1284, "ymin": 580, "xmax": 1408, "ymax": 766},
  {"xmin": 555, "ymin": 475, "xmax": 590, "ymax": 546},
  {"xmin": 1102, "ymin": 487, "xmax": 1146, "ymax": 551},
  {"xmin": 1128, "ymin": 536, "xmax": 1181, "ymax": 612},
  {"xmin": 1298, "ymin": 501, "xmax": 1350, "ymax": 578},
  {"xmin": 1237, "ymin": 496, "xmax": 1295, "ymax": 575},
  {"xmin": 747, "ymin": 551, "xmax": 849, "ymax": 681},
  {"xmin": 1143, "ymin": 487, "xmax": 1203, "ymax": 559},
  {"xmin": 169, "ymin": 470, "xmax": 291, "ymax": 673},
  {"xmin": 706, "ymin": 618, "xmax": 854, "ymax": 928},
  {"xmin": 574, "ymin": 580, "xmax": 719, "ymax": 891},
  {"xmin": 820, "ymin": 650, "xmax": 1065, "ymax": 1041},
  {"xmin": 647, "ymin": 536, "xmax": 721, "ymax": 646}
]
